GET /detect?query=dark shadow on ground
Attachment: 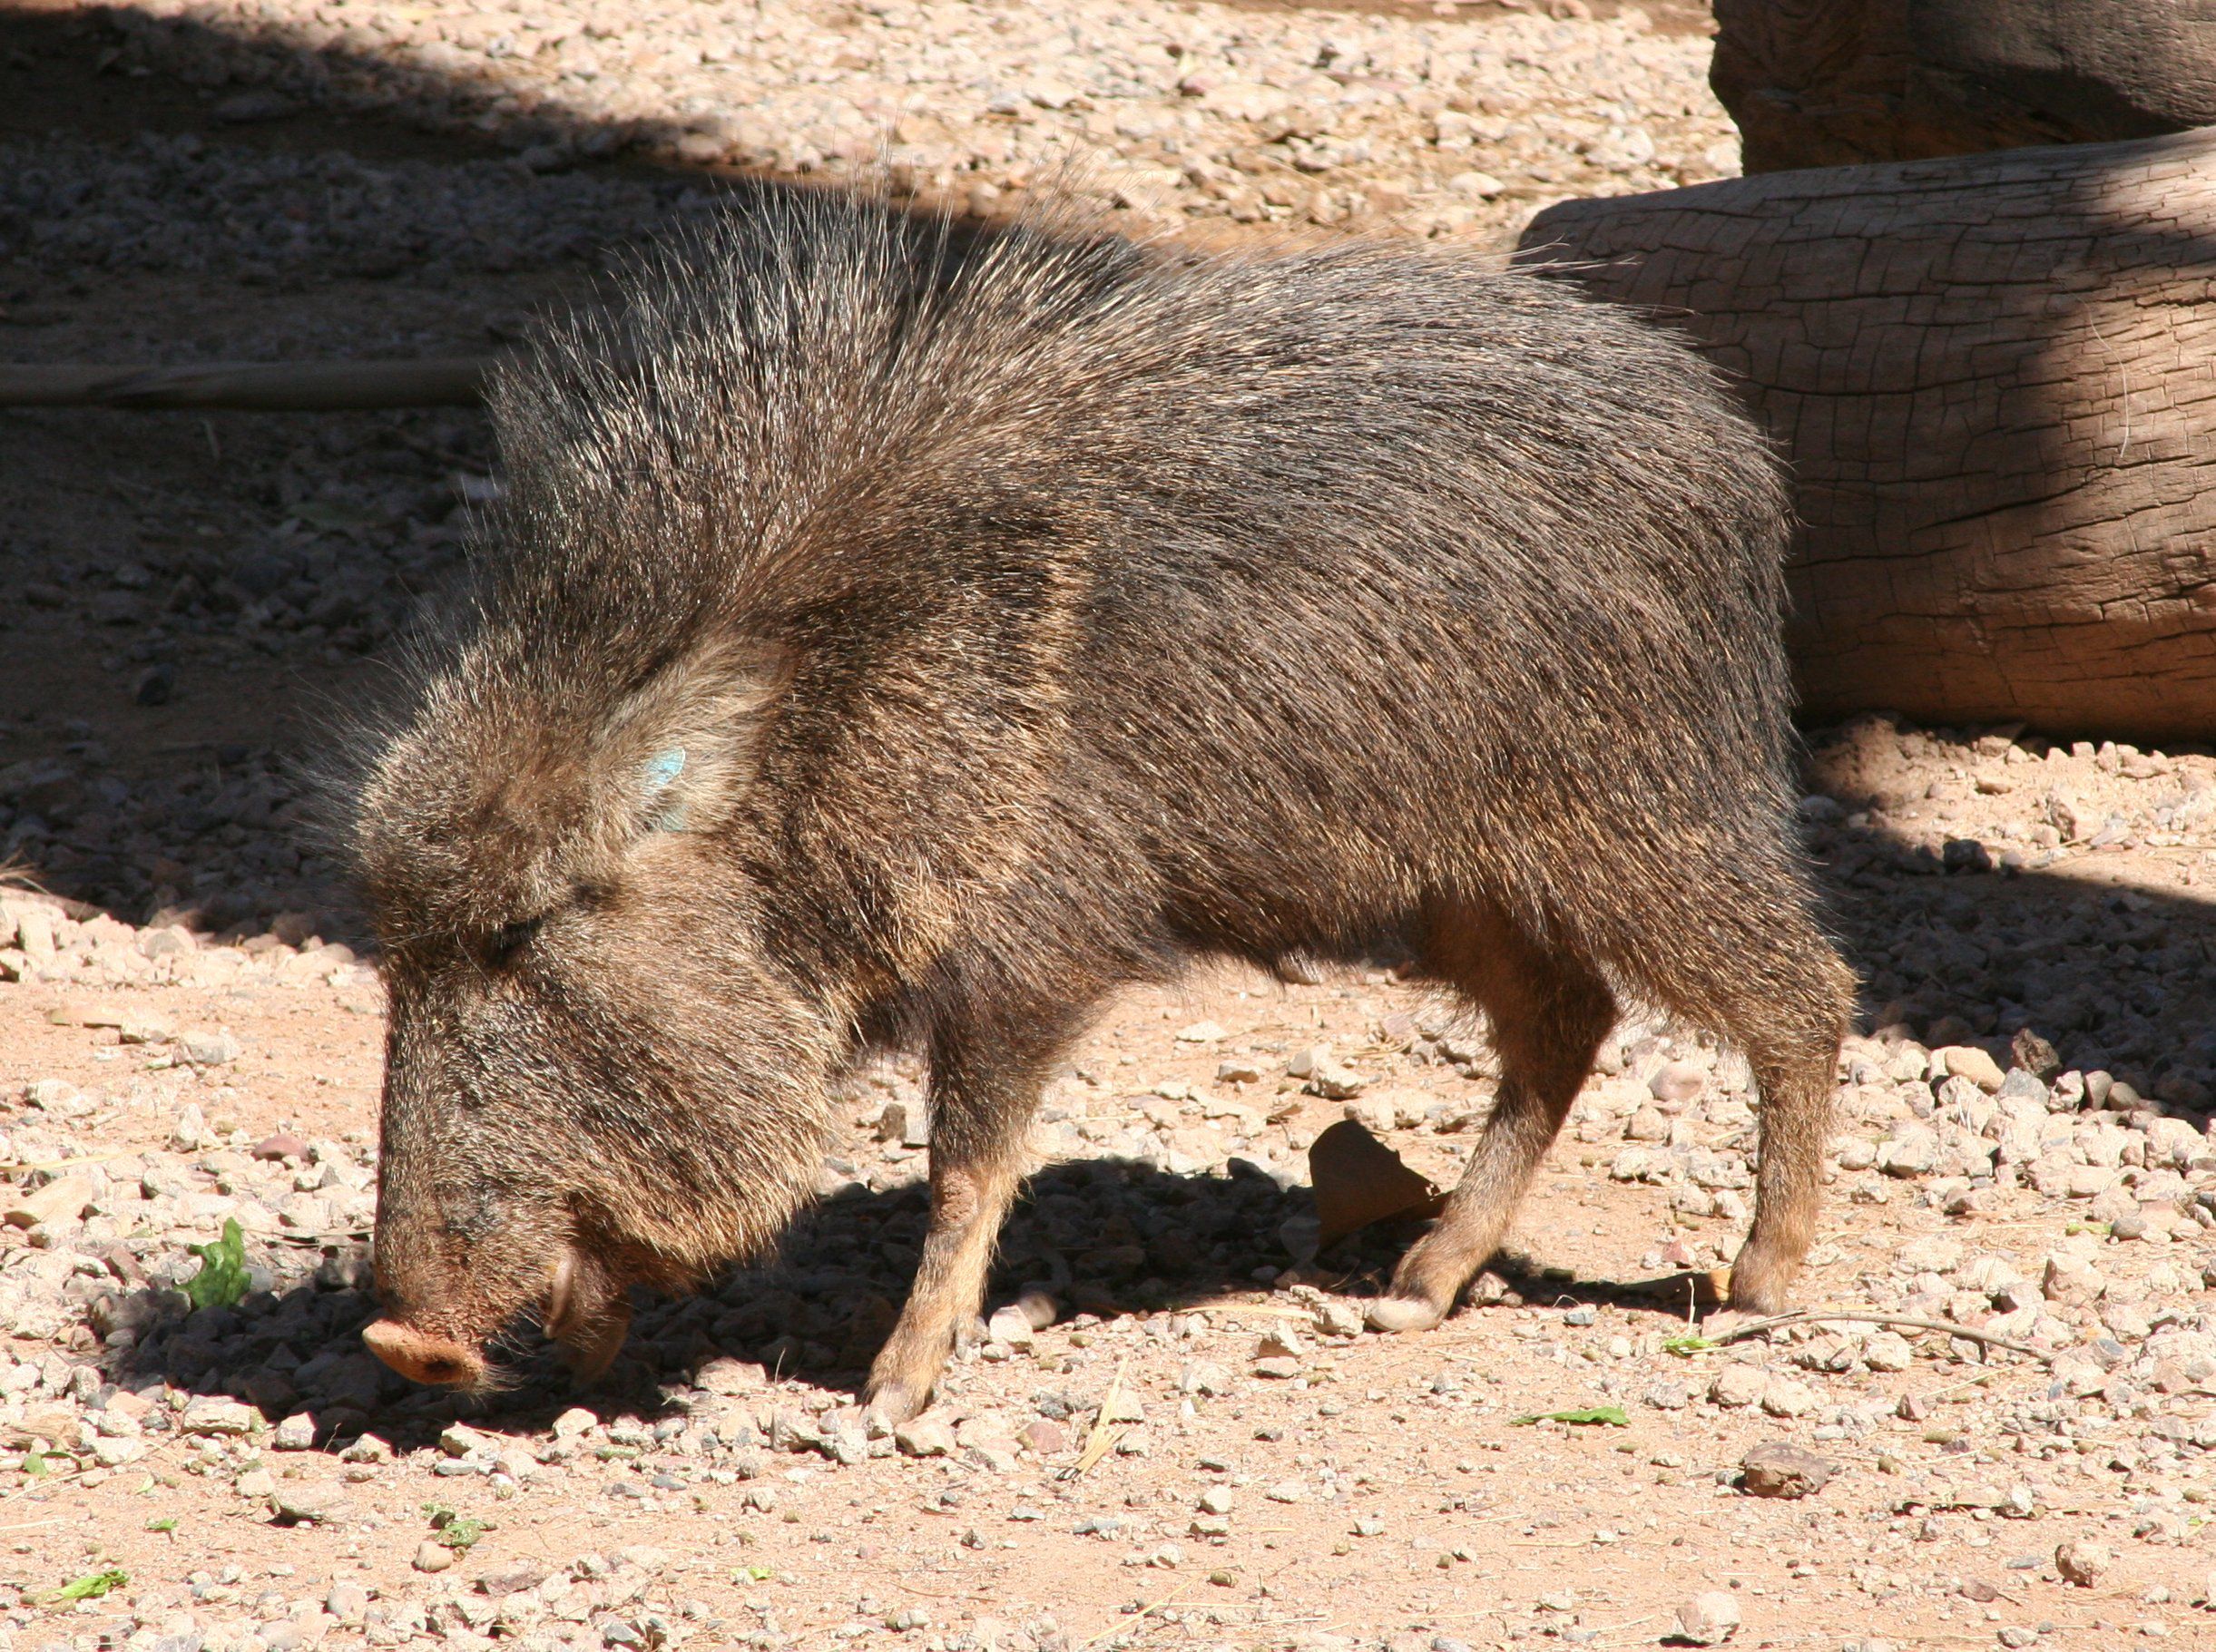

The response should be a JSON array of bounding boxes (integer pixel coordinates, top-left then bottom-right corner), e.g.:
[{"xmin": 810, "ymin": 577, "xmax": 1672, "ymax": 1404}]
[{"xmin": 95, "ymin": 1148, "xmax": 1727, "ymax": 1454}]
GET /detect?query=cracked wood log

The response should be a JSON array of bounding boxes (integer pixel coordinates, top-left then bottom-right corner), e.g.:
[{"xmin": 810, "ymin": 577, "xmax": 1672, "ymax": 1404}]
[
  {"xmin": 1713, "ymin": 0, "xmax": 2216, "ymax": 173},
  {"xmin": 1515, "ymin": 129, "xmax": 2216, "ymax": 741}
]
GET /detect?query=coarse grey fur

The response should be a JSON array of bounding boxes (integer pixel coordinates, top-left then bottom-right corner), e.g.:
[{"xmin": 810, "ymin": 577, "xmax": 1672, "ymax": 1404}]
[{"xmin": 344, "ymin": 191, "xmax": 1855, "ymax": 1414}]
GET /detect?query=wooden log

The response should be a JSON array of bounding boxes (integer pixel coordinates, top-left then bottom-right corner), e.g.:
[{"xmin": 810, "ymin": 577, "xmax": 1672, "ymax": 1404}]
[
  {"xmin": 0, "ymin": 358, "xmax": 487, "ymax": 410},
  {"xmin": 1712, "ymin": 0, "xmax": 2216, "ymax": 173},
  {"xmin": 1515, "ymin": 129, "xmax": 2216, "ymax": 742}
]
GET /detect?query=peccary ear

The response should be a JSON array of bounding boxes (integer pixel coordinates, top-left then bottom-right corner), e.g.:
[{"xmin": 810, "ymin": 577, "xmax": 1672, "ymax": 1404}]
[{"xmin": 603, "ymin": 639, "xmax": 790, "ymax": 839}]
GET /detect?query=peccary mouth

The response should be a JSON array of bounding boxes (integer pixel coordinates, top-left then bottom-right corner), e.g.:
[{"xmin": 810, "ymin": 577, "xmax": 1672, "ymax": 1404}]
[
  {"xmin": 543, "ymin": 1246, "xmax": 633, "ymax": 1380},
  {"xmin": 361, "ymin": 1244, "xmax": 634, "ymax": 1389}
]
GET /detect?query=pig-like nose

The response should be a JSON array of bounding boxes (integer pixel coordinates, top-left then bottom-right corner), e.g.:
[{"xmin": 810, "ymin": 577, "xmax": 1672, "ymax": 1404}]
[{"xmin": 362, "ymin": 1318, "xmax": 487, "ymax": 1387}]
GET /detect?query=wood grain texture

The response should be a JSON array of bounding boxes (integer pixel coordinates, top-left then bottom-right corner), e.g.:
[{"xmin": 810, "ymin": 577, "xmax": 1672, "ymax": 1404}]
[
  {"xmin": 1517, "ymin": 130, "xmax": 2216, "ymax": 739},
  {"xmin": 1713, "ymin": 0, "xmax": 2216, "ymax": 173}
]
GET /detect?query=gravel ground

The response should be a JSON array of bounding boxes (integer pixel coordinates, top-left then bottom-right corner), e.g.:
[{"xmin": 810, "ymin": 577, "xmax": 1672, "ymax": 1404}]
[
  {"xmin": 2, "ymin": 1, "xmax": 2214, "ymax": 1648},
  {"xmin": 19, "ymin": 0, "xmax": 1732, "ymax": 257},
  {"xmin": 5, "ymin": 801, "xmax": 2216, "ymax": 1651}
]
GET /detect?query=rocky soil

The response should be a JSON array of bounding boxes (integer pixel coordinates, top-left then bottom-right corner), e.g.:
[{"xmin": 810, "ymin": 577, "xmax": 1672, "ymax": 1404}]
[
  {"xmin": 6, "ymin": 747, "xmax": 2216, "ymax": 1652},
  {"xmin": 54, "ymin": 0, "xmax": 1733, "ymax": 249},
  {"xmin": 2, "ymin": 1, "xmax": 2214, "ymax": 1650}
]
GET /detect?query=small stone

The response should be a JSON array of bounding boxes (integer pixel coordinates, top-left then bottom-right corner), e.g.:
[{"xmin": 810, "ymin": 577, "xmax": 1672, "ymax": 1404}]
[
  {"xmin": 2010, "ymin": 1028, "xmax": 2062, "ymax": 1080},
  {"xmin": 2055, "ymin": 1538, "xmax": 2112, "ymax": 1587},
  {"xmin": 1936, "ymin": 1045, "xmax": 2006, "ymax": 1091},
  {"xmin": 179, "ymin": 1031, "xmax": 241, "ymax": 1066},
  {"xmin": 1018, "ymin": 1418, "xmax": 1066, "ymax": 1455},
  {"xmin": 896, "ymin": 1414, "xmax": 955, "ymax": 1458},
  {"xmin": 414, "ymin": 1540, "xmax": 456, "ymax": 1574},
  {"xmin": 1198, "ymin": 1486, "xmax": 1235, "ymax": 1515},
  {"xmin": 1254, "ymin": 1356, "xmax": 1302, "ymax": 1380},
  {"xmin": 1709, "ymin": 1364, "xmax": 1767, "ymax": 1408},
  {"xmin": 986, "ymin": 1305, "xmax": 1034, "ymax": 1347},
  {"xmin": 181, "ymin": 1395, "xmax": 260, "ymax": 1436},
  {"xmin": 440, "ymin": 1422, "xmax": 496, "ymax": 1458},
  {"xmin": 1175, "ymin": 1021, "xmax": 1224, "ymax": 1042},
  {"xmin": 1740, "ymin": 1442, "xmax": 1836, "ymax": 1499},
  {"xmin": 272, "ymin": 1413, "xmax": 317, "ymax": 1451},
  {"xmin": 326, "ymin": 1581, "xmax": 370, "ymax": 1624},
  {"xmin": 270, "ymin": 1481, "xmax": 348, "ymax": 1524},
  {"xmin": 474, "ymin": 1559, "xmax": 543, "ymax": 1594},
  {"xmin": 1672, "ymin": 1590, "xmax": 1740, "ymax": 1646},
  {"xmin": 1760, "ymin": 1378, "xmax": 1819, "ymax": 1418},
  {"xmin": 339, "ymin": 1433, "xmax": 394, "ymax": 1464},
  {"xmin": 552, "ymin": 1406, "xmax": 598, "ymax": 1439},
  {"xmin": 768, "ymin": 1409, "xmax": 823, "ymax": 1454},
  {"xmin": 1303, "ymin": 1056, "xmax": 1366, "ymax": 1100},
  {"xmin": 695, "ymin": 1358, "xmax": 766, "ymax": 1396},
  {"xmin": 1625, "ymin": 1105, "xmax": 1672, "ymax": 1142},
  {"xmin": 1312, "ymin": 1297, "xmax": 1366, "ymax": 1337},
  {"xmin": 251, "ymin": 1132, "xmax": 309, "ymax": 1161},
  {"xmin": 1258, "ymin": 1325, "xmax": 1306, "ymax": 1360},
  {"xmin": 1446, "ymin": 169, "xmax": 1505, "ymax": 198},
  {"xmin": 1863, "ymin": 1332, "xmax": 1916, "ymax": 1372},
  {"xmin": 1013, "ymin": 1287, "xmax": 1058, "ymax": 1332},
  {"xmin": 1180, "ymin": 1360, "xmax": 1232, "ymax": 1396},
  {"xmin": 1649, "ymin": 1061, "xmax": 1706, "ymax": 1103},
  {"xmin": 2043, "ymin": 1255, "xmax": 2104, "ymax": 1306},
  {"xmin": 235, "ymin": 1468, "xmax": 277, "ymax": 1499},
  {"xmin": 4, "ymin": 1176, "xmax": 95, "ymax": 1230}
]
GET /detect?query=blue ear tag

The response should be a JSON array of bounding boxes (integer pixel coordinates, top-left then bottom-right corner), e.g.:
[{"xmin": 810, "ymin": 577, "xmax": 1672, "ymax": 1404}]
[{"xmin": 642, "ymin": 747, "xmax": 688, "ymax": 832}]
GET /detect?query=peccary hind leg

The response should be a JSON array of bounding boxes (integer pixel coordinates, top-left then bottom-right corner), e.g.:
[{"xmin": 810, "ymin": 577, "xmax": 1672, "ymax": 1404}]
[
  {"xmin": 1701, "ymin": 913, "xmax": 1852, "ymax": 1315},
  {"xmin": 863, "ymin": 1011, "xmax": 1064, "ymax": 1425},
  {"xmin": 1368, "ymin": 903, "xmax": 1617, "ymax": 1333}
]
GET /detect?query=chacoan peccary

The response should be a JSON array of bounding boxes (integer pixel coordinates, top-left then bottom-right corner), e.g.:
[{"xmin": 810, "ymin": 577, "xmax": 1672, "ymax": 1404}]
[{"xmin": 348, "ymin": 192, "xmax": 1854, "ymax": 1421}]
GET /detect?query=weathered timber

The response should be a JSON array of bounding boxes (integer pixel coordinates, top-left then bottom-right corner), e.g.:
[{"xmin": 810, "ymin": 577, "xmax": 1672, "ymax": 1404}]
[
  {"xmin": 1517, "ymin": 129, "xmax": 2216, "ymax": 741},
  {"xmin": 1713, "ymin": 0, "xmax": 2216, "ymax": 173}
]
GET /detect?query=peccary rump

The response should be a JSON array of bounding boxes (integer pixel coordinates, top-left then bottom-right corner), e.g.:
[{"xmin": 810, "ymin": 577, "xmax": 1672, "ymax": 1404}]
[{"xmin": 348, "ymin": 193, "xmax": 1851, "ymax": 1412}]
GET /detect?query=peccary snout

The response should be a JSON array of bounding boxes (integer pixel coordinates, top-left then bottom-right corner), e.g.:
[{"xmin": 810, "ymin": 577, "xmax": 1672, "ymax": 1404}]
[{"xmin": 359, "ymin": 1319, "xmax": 485, "ymax": 1388}]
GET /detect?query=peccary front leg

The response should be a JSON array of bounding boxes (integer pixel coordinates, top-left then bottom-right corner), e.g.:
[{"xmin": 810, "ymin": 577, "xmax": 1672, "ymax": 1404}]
[
  {"xmin": 1369, "ymin": 904, "xmax": 1616, "ymax": 1333},
  {"xmin": 863, "ymin": 1013, "xmax": 1060, "ymax": 1425}
]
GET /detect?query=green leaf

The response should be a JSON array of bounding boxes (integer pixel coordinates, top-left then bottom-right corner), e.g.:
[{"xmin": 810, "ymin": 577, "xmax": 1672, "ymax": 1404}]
[
  {"xmin": 438, "ymin": 1517, "xmax": 487, "ymax": 1551},
  {"xmin": 1509, "ymin": 1406, "xmax": 1630, "ymax": 1428},
  {"xmin": 1662, "ymin": 1333, "xmax": 1716, "ymax": 1357},
  {"xmin": 52, "ymin": 1569, "xmax": 128, "ymax": 1602},
  {"xmin": 183, "ymin": 1219, "xmax": 250, "ymax": 1310},
  {"xmin": 146, "ymin": 1518, "xmax": 177, "ymax": 1533},
  {"xmin": 421, "ymin": 1502, "xmax": 456, "ymax": 1528},
  {"xmin": 735, "ymin": 1564, "xmax": 774, "ymax": 1583}
]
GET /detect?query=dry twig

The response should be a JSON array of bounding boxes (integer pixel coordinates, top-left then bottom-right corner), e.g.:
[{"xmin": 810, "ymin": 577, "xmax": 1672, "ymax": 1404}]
[{"xmin": 1711, "ymin": 1308, "xmax": 2055, "ymax": 1364}]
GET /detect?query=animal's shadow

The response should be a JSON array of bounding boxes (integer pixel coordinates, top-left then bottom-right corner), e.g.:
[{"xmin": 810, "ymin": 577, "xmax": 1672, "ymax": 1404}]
[{"xmin": 97, "ymin": 1152, "xmax": 1712, "ymax": 1449}]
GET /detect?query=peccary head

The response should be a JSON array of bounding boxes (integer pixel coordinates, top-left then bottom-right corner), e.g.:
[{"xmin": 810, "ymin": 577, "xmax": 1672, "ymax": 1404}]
[
  {"xmin": 342, "ymin": 201, "xmax": 1128, "ymax": 1388},
  {"xmin": 351, "ymin": 630, "xmax": 836, "ymax": 1388}
]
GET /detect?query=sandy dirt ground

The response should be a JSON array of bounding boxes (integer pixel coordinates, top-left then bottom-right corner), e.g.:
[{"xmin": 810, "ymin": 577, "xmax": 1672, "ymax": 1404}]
[{"xmin": 1, "ymin": 3, "xmax": 2213, "ymax": 1651}]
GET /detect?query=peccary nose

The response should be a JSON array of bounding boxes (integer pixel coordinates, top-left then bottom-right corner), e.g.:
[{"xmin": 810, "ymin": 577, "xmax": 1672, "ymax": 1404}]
[{"xmin": 361, "ymin": 1318, "xmax": 486, "ymax": 1387}]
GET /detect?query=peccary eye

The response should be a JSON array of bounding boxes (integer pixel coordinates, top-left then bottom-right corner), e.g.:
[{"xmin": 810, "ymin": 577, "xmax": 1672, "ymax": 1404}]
[{"xmin": 483, "ymin": 917, "xmax": 542, "ymax": 967}]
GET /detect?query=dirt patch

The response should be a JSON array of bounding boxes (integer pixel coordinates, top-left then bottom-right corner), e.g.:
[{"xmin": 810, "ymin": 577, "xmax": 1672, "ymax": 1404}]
[{"xmin": 1, "ymin": 1, "xmax": 2211, "ymax": 1648}]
